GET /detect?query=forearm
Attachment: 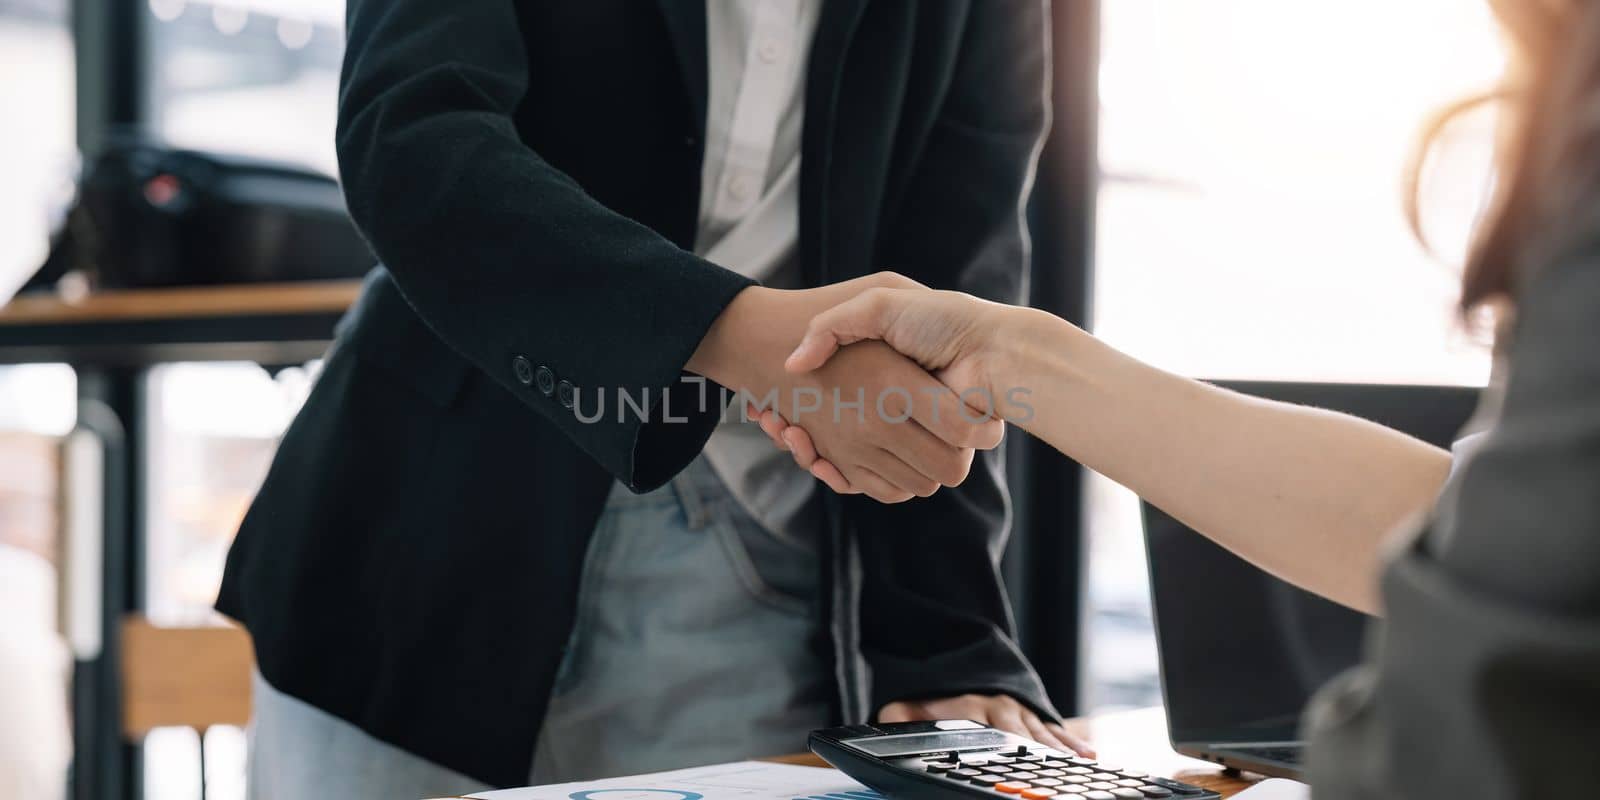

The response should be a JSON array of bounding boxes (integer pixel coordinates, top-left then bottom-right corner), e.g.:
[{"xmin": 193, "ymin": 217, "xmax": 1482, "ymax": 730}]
[{"xmin": 994, "ymin": 311, "xmax": 1451, "ymax": 613}]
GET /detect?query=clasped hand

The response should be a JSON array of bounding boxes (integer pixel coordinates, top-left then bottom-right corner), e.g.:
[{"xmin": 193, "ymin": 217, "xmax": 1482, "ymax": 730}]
[
  {"xmin": 738, "ymin": 278, "xmax": 1024, "ymax": 499},
  {"xmin": 688, "ymin": 273, "xmax": 1005, "ymax": 504}
]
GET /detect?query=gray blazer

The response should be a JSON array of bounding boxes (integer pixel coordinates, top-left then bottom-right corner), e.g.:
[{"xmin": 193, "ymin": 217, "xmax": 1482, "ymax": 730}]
[{"xmin": 1304, "ymin": 239, "xmax": 1600, "ymax": 796}]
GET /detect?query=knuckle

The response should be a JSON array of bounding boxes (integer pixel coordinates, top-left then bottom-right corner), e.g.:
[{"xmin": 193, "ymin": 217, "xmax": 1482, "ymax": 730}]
[
  {"xmin": 940, "ymin": 457, "xmax": 972, "ymax": 487},
  {"xmin": 942, "ymin": 415, "xmax": 979, "ymax": 446},
  {"xmin": 862, "ymin": 288, "xmax": 895, "ymax": 317},
  {"xmin": 868, "ymin": 270, "xmax": 914, "ymax": 289}
]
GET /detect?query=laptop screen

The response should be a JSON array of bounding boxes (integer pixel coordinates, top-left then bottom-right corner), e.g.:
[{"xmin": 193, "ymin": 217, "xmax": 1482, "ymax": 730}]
[
  {"xmin": 1139, "ymin": 381, "xmax": 1479, "ymax": 745},
  {"xmin": 1142, "ymin": 504, "xmax": 1370, "ymax": 744}
]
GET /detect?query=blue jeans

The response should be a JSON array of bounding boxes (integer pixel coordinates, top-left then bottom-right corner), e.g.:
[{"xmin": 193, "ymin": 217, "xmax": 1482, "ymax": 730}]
[
  {"xmin": 531, "ymin": 457, "xmax": 831, "ymax": 781},
  {"xmin": 247, "ymin": 458, "xmax": 830, "ymax": 797}
]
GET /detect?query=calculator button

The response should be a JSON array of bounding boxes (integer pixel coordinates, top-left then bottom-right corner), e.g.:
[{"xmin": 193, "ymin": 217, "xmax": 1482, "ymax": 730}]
[
  {"xmin": 989, "ymin": 756, "xmax": 1018, "ymax": 765},
  {"xmin": 1033, "ymin": 779, "xmax": 1064, "ymax": 788},
  {"xmin": 925, "ymin": 763, "xmax": 958, "ymax": 774},
  {"xmin": 1021, "ymin": 789, "xmax": 1059, "ymax": 799},
  {"xmin": 983, "ymin": 766, "xmax": 1015, "ymax": 774},
  {"xmin": 1109, "ymin": 790, "xmax": 1146, "ymax": 800},
  {"xmin": 1007, "ymin": 771, "xmax": 1040, "ymax": 781},
  {"xmin": 970, "ymin": 775, "xmax": 1006, "ymax": 786},
  {"xmin": 1037, "ymin": 769, "xmax": 1066, "ymax": 778},
  {"xmin": 965, "ymin": 760, "xmax": 991, "ymax": 768},
  {"xmin": 1041, "ymin": 760, "xmax": 1072, "ymax": 769},
  {"xmin": 1086, "ymin": 782, "xmax": 1119, "ymax": 791},
  {"xmin": 1089, "ymin": 773, "xmax": 1120, "ymax": 781},
  {"xmin": 1067, "ymin": 758, "xmax": 1098, "ymax": 767},
  {"xmin": 1056, "ymin": 795, "xmax": 1088, "ymax": 800},
  {"xmin": 1065, "ymin": 767, "xmax": 1094, "ymax": 775},
  {"xmin": 952, "ymin": 769, "xmax": 984, "ymax": 779},
  {"xmin": 1093, "ymin": 766, "xmax": 1120, "ymax": 774},
  {"xmin": 995, "ymin": 781, "xmax": 1032, "ymax": 794},
  {"xmin": 1061, "ymin": 775, "xmax": 1091, "ymax": 785},
  {"xmin": 1082, "ymin": 792, "xmax": 1117, "ymax": 800},
  {"xmin": 1119, "ymin": 770, "xmax": 1147, "ymax": 779},
  {"xmin": 1114, "ymin": 780, "xmax": 1145, "ymax": 788},
  {"xmin": 1135, "ymin": 786, "xmax": 1172, "ymax": 798}
]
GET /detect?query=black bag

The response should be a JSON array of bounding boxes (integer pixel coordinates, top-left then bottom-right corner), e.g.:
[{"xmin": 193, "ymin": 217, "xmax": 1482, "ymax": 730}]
[{"xmin": 30, "ymin": 136, "xmax": 375, "ymax": 291}]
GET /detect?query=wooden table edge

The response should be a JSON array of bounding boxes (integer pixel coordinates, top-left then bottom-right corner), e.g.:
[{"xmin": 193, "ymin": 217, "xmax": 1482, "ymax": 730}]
[{"xmin": 0, "ymin": 280, "xmax": 363, "ymax": 326}]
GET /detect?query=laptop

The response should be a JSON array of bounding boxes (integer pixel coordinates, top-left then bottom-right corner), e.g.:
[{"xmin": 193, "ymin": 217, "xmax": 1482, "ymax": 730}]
[
  {"xmin": 1139, "ymin": 382, "xmax": 1480, "ymax": 779},
  {"xmin": 1142, "ymin": 503, "xmax": 1368, "ymax": 778}
]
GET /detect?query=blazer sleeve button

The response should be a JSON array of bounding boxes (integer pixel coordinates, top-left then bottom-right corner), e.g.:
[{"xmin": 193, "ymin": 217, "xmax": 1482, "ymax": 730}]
[
  {"xmin": 556, "ymin": 380, "xmax": 576, "ymax": 410},
  {"xmin": 535, "ymin": 366, "xmax": 557, "ymax": 397},
  {"xmin": 512, "ymin": 356, "xmax": 535, "ymax": 386}
]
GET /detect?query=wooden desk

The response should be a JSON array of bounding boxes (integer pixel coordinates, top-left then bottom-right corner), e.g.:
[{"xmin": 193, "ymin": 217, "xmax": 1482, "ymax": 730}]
[{"xmin": 0, "ymin": 279, "xmax": 362, "ymax": 365}]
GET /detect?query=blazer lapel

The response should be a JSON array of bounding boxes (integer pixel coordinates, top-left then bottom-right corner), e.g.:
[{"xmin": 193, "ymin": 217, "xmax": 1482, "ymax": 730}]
[
  {"xmin": 655, "ymin": 0, "xmax": 709, "ymax": 136},
  {"xmin": 801, "ymin": 0, "xmax": 870, "ymax": 284}
]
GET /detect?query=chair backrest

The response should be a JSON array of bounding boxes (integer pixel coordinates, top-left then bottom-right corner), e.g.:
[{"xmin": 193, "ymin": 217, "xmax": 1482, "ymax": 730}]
[{"xmin": 120, "ymin": 615, "xmax": 254, "ymax": 739}]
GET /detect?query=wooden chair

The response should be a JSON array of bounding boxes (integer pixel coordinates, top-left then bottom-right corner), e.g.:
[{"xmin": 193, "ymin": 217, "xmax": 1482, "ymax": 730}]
[{"xmin": 120, "ymin": 615, "xmax": 254, "ymax": 798}]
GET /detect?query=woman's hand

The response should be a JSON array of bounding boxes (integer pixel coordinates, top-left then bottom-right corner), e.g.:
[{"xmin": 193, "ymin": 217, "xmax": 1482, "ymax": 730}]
[
  {"xmin": 879, "ymin": 694, "xmax": 1095, "ymax": 758},
  {"xmin": 758, "ymin": 284, "xmax": 1025, "ymax": 495},
  {"xmin": 785, "ymin": 287, "xmax": 1013, "ymax": 398}
]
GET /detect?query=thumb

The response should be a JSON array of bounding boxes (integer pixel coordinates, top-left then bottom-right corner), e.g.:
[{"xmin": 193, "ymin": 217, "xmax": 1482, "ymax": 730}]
[{"xmin": 785, "ymin": 288, "xmax": 905, "ymax": 373}]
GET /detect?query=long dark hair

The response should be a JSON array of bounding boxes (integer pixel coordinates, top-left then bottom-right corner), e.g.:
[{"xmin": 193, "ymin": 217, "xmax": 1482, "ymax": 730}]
[{"xmin": 1407, "ymin": 0, "xmax": 1600, "ymax": 321}]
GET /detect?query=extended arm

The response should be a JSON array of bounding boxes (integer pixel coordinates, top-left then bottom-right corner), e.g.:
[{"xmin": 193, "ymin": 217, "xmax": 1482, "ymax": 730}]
[
  {"xmin": 338, "ymin": 0, "xmax": 993, "ymax": 496},
  {"xmin": 993, "ymin": 308, "xmax": 1450, "ymax": 613},
  {"xmin": 782, "ymin": 290, "xmax": 1451, "ymax": 614},
  {"xmin": 337, "ymin": 0, "xmax": 751, "ymax": 490}
]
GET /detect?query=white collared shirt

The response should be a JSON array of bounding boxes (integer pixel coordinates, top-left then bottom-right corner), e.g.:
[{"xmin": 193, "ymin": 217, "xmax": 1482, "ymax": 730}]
[{"xmin": 698, "ymin": 0, "xmax": 825, "ymax": 545}]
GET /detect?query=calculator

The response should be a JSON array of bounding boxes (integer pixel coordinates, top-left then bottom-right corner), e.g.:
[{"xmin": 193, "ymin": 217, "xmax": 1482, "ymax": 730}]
[{"xmin": 809, "ymin": 720, "xmax": 1219, "ymax": 800}]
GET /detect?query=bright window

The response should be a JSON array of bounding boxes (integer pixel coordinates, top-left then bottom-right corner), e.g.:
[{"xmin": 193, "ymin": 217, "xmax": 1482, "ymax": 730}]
[
  {"xmin": 147, "ymin": 0, "xmax": 342, "ymax": 176},
  {"xmin": 1085, "ymin": 0, "xmax": 1502, "ymax": 711}
]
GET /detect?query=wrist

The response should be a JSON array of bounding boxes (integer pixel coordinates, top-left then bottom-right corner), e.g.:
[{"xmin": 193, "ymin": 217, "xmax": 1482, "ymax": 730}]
[
  {"xmin": 987, "ymin": 307, "xmax": 1052, "ymax": 393},
  {"xmin": 687, "ymin": 285, "xmax": 792, "ymax": 390},
  {"xmin": 690, "ymin": 277, "xmax": 903, "ymax": 391},
  {"xmin": 989, "ymin": 307, "xmax": 1093, "ymax": 419}
]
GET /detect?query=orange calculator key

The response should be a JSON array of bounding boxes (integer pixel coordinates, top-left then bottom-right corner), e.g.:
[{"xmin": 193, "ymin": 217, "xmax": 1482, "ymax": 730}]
[
  {"xmin": 995, "ymin": 782, "xmax": 1031, "ymax": 793},
  {"xmin": 1021, "ymin": 789, "xmax": 1060, "ymax": 799}
]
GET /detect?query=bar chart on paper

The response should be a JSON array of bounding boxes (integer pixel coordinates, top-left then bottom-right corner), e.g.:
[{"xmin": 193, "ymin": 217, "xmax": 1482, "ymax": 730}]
[{"xmin": 469, "ymin": 762, "xmax": 883, "ymax": 800}]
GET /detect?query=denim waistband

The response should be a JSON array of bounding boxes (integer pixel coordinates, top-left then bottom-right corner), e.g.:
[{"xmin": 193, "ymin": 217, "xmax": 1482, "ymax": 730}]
[{"xmin": 600, "ymin": 457, "xmax": 729, "ymax": 530}]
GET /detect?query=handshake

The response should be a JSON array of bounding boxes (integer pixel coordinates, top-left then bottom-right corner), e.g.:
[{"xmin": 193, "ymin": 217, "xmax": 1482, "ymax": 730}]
[{"xmin": 688, "ymin": 272, "xmax": 1038, "ymax": 504}]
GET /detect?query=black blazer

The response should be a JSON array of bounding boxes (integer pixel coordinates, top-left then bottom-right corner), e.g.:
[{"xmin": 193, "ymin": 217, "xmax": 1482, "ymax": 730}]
[{"xmin": 217, "ymin": 0, "xmax": 1053, "ymax": 788}]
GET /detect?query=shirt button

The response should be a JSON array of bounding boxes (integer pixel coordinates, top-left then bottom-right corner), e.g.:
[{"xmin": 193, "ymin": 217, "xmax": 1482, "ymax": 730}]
[
  {"xmin": 727, "ymin": 173, "xmax": 754, "ymax": 202},
  {"xmin": 512, "ymin": 356, "xmax": 534, "ymax": 386},
  {"xmin": 758, "ymin": 39, "xmax": 781, "ymax": 63},
  {"xmin": 556, "ymin": 380, "xmax": 576, "ymax": 410},
  {"xmin": 535, "ymin": 366, "xmax": 556, "ymax": 397}
]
